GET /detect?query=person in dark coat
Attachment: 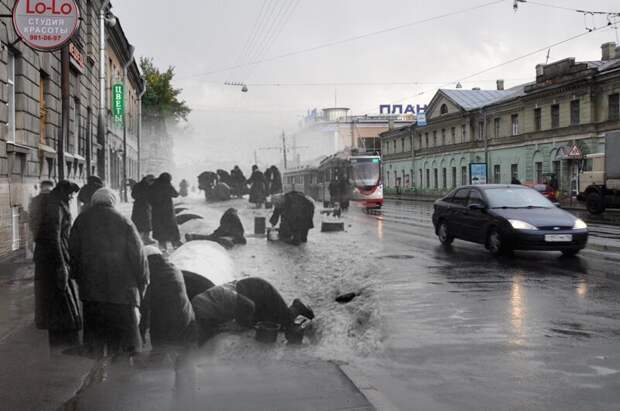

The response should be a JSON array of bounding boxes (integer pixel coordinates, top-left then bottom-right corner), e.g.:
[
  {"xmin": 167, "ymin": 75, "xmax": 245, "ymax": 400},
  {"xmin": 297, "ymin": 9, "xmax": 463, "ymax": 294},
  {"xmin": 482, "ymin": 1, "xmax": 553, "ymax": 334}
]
[
  {"xmin": 198, "ymin": 171, "xmax": 218, "ymax": 201},
  {"xmin": 131, "ymin": 175, "xmax": 155, "ymax": 244},
  {"xmin": 149, "ymin": 172, "xmax": 182, "ymax": 250},
  {"xmin": 30, "ymin": 180, "xmax": 54, "ymax": 328},
  {"xmin": 185, "ymin": 208, "xmax": 246, "ymax": 247},
  {"xmin": 247, "ymin": 165, "xmax": 267, "ymax": 208},
  {"xmin": 34, "ymin": 180, "xmax": 81, "ymax": 345},
  {"xmin": 217, "ymin": 169, "xmax": 233, "ymax": 187},
  {"xmin": 231, "ymin": 277, "xmax": 314, "ymax": 331},
  {"xmin": 230, "ymin": 166, "xmax": 247, "ymax": 198},
  {"xmin": 264, "ymin": 167, "xmax": 273, "ymax": 196},
  {"xmin": 270, "ymin": 191, "xmax": 315, "ymax": 245},
  {"xmin": 140, "ymin": 246, "xmax": 196, "ymax": 348},
  {"xmin": 191, "ymin": 286, "xmax": 256, "ymax": 344},
  {"xmin": 70, "ymin": 188, "xmax": 149, "ymax": 356},
  {"xmin": 77, "ymin": 175, "xmax": 104, "ymax": 211},
  {"xmin": 268, "ymin": 166, "xmax": 283, "ymax": 195}
]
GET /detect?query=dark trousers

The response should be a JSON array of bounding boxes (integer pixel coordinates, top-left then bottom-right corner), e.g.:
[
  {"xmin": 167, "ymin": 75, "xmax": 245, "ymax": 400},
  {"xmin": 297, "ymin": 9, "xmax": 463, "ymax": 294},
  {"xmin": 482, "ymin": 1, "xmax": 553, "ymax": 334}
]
[{"xmin": 83, "ymin": 301, "xmax": 142, "ymax": 357}]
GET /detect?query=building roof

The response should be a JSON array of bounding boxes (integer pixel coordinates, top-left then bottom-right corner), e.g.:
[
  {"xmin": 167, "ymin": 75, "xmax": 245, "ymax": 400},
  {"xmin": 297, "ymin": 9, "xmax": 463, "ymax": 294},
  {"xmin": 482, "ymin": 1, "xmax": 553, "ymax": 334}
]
[{"xmin": 440, "ymin": 89, "xmax": 514, "ymax": 110}]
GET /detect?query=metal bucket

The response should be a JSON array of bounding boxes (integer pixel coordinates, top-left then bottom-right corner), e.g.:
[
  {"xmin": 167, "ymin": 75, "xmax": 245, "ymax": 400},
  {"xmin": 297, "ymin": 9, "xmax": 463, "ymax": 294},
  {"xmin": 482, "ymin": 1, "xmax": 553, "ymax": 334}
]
[{"xmin": 255, "ymin": 321, "xmax": 279, "ymax": 343}]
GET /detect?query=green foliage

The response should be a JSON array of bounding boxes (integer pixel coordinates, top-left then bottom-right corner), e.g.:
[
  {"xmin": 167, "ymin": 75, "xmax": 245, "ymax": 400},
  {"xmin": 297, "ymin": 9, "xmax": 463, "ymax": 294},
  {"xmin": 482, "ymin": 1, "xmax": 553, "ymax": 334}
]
[{"xmin": 140, "ymin": 57, "xmax": 191, "ymax": 122}]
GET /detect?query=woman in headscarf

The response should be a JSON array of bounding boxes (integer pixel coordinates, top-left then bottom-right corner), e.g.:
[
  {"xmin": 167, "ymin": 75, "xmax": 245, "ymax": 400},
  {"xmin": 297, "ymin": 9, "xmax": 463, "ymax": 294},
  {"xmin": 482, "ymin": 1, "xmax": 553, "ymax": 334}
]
[
  {"xmin": 268, "ymin": 165, "xmax": 283, "ymax": 195},
  {"xmin": 247, "ymin": 165, "xmax": 267, "ymax": 208},
  {"xmin": 34, "ymin": 180, "xmax": 81, "ymax": 347},
  {"xmin": 149, "ymin": 172, "xmax": 182, "ymax": 250}
]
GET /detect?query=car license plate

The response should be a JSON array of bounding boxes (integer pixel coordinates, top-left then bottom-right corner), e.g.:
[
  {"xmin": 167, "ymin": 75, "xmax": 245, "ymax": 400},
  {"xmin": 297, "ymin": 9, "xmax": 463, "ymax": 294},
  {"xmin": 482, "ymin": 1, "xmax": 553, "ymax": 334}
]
[{"xmin": 545, "ymin": 234, "xmax": 572, "ymax": 242}]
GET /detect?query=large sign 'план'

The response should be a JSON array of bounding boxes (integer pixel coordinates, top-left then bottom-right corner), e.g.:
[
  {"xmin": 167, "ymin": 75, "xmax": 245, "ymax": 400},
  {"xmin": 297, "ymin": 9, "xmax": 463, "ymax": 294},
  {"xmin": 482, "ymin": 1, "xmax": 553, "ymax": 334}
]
[{"xmin": 12, "ymin": 0, "xmax": 81, "ymax": 51}]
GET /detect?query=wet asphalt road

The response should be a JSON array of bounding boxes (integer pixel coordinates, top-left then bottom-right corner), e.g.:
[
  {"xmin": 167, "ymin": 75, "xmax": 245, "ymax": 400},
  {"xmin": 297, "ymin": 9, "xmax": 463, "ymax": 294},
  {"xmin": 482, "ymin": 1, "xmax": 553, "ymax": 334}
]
[{"xmin": 354, "ymin": 200, "xmax": 620, "ymax": 410}]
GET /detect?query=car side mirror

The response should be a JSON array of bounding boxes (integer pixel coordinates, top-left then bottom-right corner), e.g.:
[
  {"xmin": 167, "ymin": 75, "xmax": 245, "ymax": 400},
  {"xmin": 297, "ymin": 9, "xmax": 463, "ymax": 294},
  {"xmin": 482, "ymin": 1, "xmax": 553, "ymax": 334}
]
[{"xmin": 468, "ymin": 203, "xmax": 486, "ymax": 211}]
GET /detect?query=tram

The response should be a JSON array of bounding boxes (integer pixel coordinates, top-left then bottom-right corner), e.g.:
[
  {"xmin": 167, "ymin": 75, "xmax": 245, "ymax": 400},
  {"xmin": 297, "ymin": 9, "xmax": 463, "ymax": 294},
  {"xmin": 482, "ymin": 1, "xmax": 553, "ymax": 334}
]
[{"xmin": 283, "ymin": 149, "xmax": 383, "ymax": 209}]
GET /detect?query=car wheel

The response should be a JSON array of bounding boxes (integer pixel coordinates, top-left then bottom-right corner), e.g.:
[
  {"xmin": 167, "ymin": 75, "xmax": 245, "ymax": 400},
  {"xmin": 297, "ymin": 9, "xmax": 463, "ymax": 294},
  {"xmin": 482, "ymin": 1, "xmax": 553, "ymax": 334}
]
[
  {"xmin": 561, "ymin": 249, "xmax": 580, "ymax": 257},
  {"xmin": 586, "ymin": 192, "xmax": 605, "ymax": 214},
  {"xmin": 487, "ymin": 228, "xmax": 509, "ymax": 256},
  {"xmin": 437, "ymin": 221, "xmax": 454, "ymax": 245}
]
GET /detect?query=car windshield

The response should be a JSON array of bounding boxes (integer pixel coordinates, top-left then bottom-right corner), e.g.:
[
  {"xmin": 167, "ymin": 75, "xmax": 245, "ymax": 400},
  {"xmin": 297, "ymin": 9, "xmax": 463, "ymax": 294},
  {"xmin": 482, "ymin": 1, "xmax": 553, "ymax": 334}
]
[
  {"xmin": 351, "ymin": 158, "xmax": 381, "ymax": 186},
  {"xmin": 485, "ymin": 187, "xmax": 554, "ymax": 208}
]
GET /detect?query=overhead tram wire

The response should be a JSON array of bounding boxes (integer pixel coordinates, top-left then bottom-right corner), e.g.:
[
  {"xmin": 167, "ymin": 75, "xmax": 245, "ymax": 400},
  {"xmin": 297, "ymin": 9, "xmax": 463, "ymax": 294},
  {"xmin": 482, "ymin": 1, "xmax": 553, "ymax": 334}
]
[
  {"xmin": 358, "ymin": 23, "xmax": 615, "ymax": 114},
  {"xmin": 515, "ymin": 0, "xmax": 620, "ymax": 16},
  {"xmin": 180, "ymin": 0, "xmax": 507, "ymax": 80},
  {"xmin": 244, "ymin": 0, "xmax": 294, "ymax": 68}
]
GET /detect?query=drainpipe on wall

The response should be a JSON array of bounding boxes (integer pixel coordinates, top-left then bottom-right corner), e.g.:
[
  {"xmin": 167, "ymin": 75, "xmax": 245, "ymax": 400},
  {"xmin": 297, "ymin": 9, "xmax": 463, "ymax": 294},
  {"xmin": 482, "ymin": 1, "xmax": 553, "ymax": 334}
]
[
  {"xmin": 137, "ymin": 77, "xmax": 146, "ymax": 179},
  {"xmin": 121, "ymin": 45, "xmax": 135, "ymax": 202},
  {"xmin": 97, "ymin": 0, "xmax": 112, "ymax": 181},
  {"xmin": 482, "ymin": 108, "xmax": 488, "ymax": 171},
  {"xmin": 410, "ymin": 125, "xmax": 415, "ymax": 188}
]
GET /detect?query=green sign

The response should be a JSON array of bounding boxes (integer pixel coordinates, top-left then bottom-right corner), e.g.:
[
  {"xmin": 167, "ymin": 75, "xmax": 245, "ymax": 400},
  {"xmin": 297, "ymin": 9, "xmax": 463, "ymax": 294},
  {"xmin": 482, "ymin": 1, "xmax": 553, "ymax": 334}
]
[{"xmin": 112, "ymin": 83, "xmax": 124, "ymax": 124}]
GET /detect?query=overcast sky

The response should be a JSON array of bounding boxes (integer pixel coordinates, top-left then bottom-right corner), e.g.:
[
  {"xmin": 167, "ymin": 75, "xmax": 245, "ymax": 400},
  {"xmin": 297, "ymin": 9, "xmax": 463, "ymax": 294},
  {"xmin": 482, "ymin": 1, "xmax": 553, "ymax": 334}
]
[{"xmin": 112, "ymin": 0, "xmax": 620, "ymax": 178}]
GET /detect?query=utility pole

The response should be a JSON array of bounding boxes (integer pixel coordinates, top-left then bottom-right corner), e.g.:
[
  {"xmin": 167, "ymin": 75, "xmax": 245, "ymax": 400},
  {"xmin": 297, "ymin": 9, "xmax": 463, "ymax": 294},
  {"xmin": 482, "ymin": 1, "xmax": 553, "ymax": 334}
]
[
  {"xmin": 59, "ymin": 46, "xmax": 70, "ymax": 180},
  {"xmin": 282, "ymin": 130, "xmax": 287, "ymax": 170}
]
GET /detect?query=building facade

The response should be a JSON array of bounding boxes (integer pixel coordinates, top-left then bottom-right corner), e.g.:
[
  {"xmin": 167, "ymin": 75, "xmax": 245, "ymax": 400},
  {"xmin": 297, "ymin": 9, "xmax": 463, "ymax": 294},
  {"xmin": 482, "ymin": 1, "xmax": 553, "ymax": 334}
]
[
  {"xmin": 0, "ymin": 0, "xmax": 141, "ymax": 258},
  {"xmin": 381, "ymin": 42, "xmax": 620, "ymax": 197}
]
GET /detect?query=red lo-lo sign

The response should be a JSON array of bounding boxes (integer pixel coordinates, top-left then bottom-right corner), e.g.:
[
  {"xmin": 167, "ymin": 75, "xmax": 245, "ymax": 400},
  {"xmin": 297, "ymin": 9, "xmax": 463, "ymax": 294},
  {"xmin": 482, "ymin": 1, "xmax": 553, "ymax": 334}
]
[{"xmin": 12, "ymin": 0, "xmax": 81, "ymax": 51}]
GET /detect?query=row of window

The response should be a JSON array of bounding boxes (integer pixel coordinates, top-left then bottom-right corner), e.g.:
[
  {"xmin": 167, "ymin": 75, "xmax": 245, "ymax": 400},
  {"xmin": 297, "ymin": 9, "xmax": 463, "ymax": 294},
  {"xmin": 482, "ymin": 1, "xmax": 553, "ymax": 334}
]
[
  {"xmin": 388, "ymin": 162, "xmax": 547, "ymax": 190},
  {"xmin": 384, "ymin": 94, "xmax": 620, "ymax": 154}
]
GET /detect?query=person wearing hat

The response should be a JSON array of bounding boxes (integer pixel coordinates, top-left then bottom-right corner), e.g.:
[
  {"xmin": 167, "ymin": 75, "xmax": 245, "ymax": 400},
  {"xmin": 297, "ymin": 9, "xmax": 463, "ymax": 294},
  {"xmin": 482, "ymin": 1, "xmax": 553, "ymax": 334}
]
[
  {"xmin": 247, "ymin": 165, "xmax": 267, "ymax": 208},
  {"xmin": 69, "ymin": 188, "xmax": 149, "ymax": 356},
  {"xmin": 149, "ymin": 172, "xmax": 182, "ymax": 250},
  {"xmin": 77, "ymin": 175, "xmax": 104, "ymax": 211},
  {"xmin": 34, "ymin": 180, "xmax": 81, "ymax": 347}
]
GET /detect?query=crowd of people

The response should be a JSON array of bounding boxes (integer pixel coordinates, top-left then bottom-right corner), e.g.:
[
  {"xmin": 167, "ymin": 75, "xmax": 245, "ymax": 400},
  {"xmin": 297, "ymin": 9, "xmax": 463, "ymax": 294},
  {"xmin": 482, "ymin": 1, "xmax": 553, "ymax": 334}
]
[
  {"xmin": 198, "ymin": 164, "xmax": 283, "ymax": 207},
  {"xmin": 29, "ymin": 171, "xmax": 315, "ymax": 358}
]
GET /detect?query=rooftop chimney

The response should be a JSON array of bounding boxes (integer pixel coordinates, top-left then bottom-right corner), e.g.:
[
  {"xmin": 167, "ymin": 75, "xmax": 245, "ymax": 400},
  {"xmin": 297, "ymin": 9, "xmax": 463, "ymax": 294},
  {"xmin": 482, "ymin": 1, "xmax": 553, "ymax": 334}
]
[
  {"xmin": 496, "ymin": 79, "xmax": 504, "ymax": 90},
  {"xmin": 536, "ymin": 64, "xmax": 544, "ymax": 76},
  {"xmin": 601, "ymin": 42, "xmax": 616, "ymax": 61}
]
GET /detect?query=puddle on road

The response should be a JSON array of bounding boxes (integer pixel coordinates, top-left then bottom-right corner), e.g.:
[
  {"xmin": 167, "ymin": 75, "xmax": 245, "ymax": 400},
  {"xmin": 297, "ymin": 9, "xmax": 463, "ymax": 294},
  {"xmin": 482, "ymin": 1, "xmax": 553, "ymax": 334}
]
[{"xmin": 377, "ymin": 254, "xmax": 416, "ymax": 260}]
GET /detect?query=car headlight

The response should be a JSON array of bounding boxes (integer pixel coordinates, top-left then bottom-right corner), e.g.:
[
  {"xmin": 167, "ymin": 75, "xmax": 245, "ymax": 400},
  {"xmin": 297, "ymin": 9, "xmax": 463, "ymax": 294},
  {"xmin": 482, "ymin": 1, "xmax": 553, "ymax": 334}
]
[
  {"xmin": 509, "ymin": 219, "xmax": 538, "ymax": 230},
  {"xmin": 573, "ymin": 218, "xmax": 588, "ymax": 229}
]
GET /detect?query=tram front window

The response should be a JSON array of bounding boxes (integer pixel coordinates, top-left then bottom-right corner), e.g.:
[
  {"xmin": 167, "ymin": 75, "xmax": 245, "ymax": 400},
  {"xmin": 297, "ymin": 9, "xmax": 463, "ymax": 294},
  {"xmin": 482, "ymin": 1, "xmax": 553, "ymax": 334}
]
[{"xmin": 351, "ymin": 158, "xmax": 381, "ymax": 187}]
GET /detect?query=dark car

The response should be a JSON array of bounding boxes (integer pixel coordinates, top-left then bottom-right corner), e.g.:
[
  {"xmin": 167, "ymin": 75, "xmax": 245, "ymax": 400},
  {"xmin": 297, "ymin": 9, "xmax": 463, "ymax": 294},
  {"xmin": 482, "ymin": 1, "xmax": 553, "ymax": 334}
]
[{"xmin": 432, "ymin": 184, "xmax": 588, "ymax": 256}]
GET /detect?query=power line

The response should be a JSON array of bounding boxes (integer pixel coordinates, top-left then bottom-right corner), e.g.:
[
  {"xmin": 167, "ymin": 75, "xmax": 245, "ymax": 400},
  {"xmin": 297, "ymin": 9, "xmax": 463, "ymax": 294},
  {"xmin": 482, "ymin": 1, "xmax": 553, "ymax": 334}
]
[
  {"xmin": 180, "ymin": 0, "xmax": 507, "ymax": 80},
  {"xmin": 359, "ymin": 23, "xmax": 614, "ymax": 113},
  {"xmin": 515, "ymin": 0, "xmax": 620, "ymax": 16}
]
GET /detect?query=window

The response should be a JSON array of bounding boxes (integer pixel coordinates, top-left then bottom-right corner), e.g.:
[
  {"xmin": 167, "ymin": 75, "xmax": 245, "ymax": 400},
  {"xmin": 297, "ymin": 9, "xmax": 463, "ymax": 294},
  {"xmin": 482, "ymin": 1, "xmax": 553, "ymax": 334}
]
[
  {"xmin": 451, "ymin": 167, "xmax": 457, "ymax": 188},
  {"xmin": 7, "ymin": 51, "xmax": 16, "ymax": 142},
  {"xmin": 441, "ymin": 129, "xmax": 446, "ymax": 145},
  {"xmin": 434, "ymin": 169, "xmax": 438, "ymax": 189},
  {"xmin": 419, "ymin": 169, "xmax": 423, "ymax": 187},
  {"xmin": 442, "ymin": 168, "xmax": 447, "ymax": 189},
  {"xmin": 570, "ymin": 100, "xmax": 580, "ymax": 125},
  {"xmin": 401, "ymin": 137, "xmax": 405, "ymax": 152},
  {"xmin": 452, "ymin": 188, "xmax": 470, "ymax": 206},
  {"xmin": 39, "ymin": 73, "xmax": 48, "ymax": 145},
  {"xmin": 425, "ymin": 133, "xmax": 429, "ymax": 148},
  {"xmin": 493, "ymin": 164, "xmax": 501, "ymax": 183},
  {"xmin": 450, "ymin": 127, "xmax": 456, "ymax": 144},
  {"xmin": 461, "ymin": 166, "xmax": 467, "ymax": 186},
  {"xmin": 461, "ymin": 124, "xmax": 466, "ymax": 141},
  {"xmin": 467, "ymin": 190, "xmax": 485, "ymax": 207},
  {"xmin": 440, "ymin": 104, "xmax": 448, "ymax": 115},
  {"xmin": 494, "ymin": 118, "xmax": 500, "ymax": 138},
  {"xmin": 609, "ymin": 94, "xmax": 619, "ymax": 120},
  {"xmin": 534, "ymin": 108, "xmax": 542, "ymax": 131},
  {"xmin": 478, "ymin": 121, "xmax": 484, "ymax": 140},
  {"xmin": 511, "ymin": 114, "xmax": 519, "ymax": 136},
  {"xmin": 511, "ymin": 164, "xmax": 519, "ymax": 181},
  {"xmin": 535, "ymin": 161, "xmax": 543, "ymax": 184},
  {"xmin": 433, "ymin": 131, "xmax": 437, "ymax": 146},
  {"xmin": 426, "ymin": 169, "xmax": 430, "ymax": 188},
  {"xmin": 551, "ymin": 104, "xmax": 560, "ymax": 128}
]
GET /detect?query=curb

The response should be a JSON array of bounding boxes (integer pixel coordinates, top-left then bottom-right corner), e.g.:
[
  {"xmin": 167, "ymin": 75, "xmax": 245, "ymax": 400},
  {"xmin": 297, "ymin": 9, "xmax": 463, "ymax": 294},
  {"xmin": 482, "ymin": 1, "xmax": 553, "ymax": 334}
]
[{"xmin": 337, "ymin": 363, "xmax": 400, "ymax": 411}]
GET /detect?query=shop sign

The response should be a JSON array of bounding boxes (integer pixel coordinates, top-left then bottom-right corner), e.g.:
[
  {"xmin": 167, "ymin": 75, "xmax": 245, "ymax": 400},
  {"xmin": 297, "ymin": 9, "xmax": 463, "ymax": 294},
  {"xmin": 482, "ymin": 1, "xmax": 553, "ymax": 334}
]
[
  {"xmin": 12, "ymin": 0, "xmax": 81, "ymax": 51},
  {"xmin": 112, "ymin": 83, "xmax": 124, "ymax": 125},
  {"xmin": 68, "ymin": 42, "xmax": 85, "ymax": 72},
  {"xmin": 470, "ymin": 163, "xmax": 488, "ymax": 185}
]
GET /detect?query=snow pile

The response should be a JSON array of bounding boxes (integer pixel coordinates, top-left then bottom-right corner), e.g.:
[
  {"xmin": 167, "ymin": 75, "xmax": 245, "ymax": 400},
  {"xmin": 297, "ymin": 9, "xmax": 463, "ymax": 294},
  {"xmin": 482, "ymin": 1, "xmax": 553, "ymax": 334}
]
[{"xmin": 169, "ymin": 240, "xmax": 235, "ymax": 285}]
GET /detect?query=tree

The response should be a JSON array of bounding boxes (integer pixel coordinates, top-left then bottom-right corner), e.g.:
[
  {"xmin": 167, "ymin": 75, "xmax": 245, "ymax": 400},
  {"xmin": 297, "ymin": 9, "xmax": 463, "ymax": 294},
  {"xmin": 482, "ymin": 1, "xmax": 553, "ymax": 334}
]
[{"xmin": 140, "ymin": 57, "xmax": 190, "ymax": 122}]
